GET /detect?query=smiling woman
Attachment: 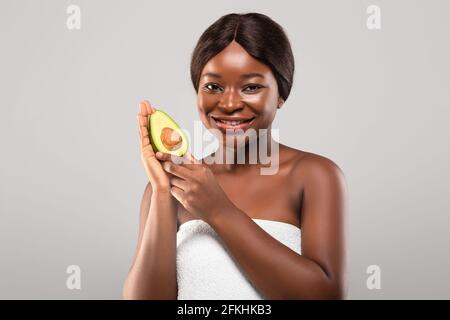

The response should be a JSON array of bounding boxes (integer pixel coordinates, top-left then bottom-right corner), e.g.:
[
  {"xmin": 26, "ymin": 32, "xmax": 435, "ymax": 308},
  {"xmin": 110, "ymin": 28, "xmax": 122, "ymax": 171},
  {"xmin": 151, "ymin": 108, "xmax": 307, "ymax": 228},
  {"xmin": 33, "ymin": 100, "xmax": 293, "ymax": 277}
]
[{"xmin": 123, "ymin": 12, "xmax": 348, "ymax": 300}]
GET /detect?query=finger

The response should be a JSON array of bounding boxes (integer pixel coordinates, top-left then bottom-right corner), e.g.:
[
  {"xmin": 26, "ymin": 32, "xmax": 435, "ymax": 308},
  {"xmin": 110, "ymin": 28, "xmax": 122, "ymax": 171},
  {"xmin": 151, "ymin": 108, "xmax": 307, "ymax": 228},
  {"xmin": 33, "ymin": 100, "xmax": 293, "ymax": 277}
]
[
  {"xmin": 140, "ymin": 101, "xmax": 155, "ymax": 147},
  {"xmin": 156, "ymin": 151, "xmax": 200, "ymax": 167},
  {"xmin": 139, "ymin": 101, "xmax": 149, "ymax": 116},
  {"xmin": 137, "ymin": 114, "xmax": 150, "ymax": 142},
  {"xmin": 155, "ymin": 152, "xmax": 186, "ymax": 165},
  {"xmin": 162, "ymin": 161, "xmax": 191, "ymax": 179},
  {"xmin": 142, "ymin": 99, "xmax": 155, "ymax": 114},
  {"xmin": 137, "ymin": 114, "xmax": 149, "ymax": 135},
  {"xmin": 178, "ymin": 151, "xmax": 203, "ymax": 170},
  {"xmin": 170, "ymin": 177, "xmax": 188, "ymax": 191},
  {"xmin": 184, "ymin": 151, "xmax": 201, "ymax": 165},
  {"xmin": 137, "ymin": 116, "xmax": 145, "ymax": 144},
  {"xmin": 170, "ymin": 186, "xmax": 185, "ymax": 205},
  {"xmin": 137, "ymin": 115, "xmax": 153, "ymax": 154},
  {"xmin": 138, "ymin": 101, "xmax": 149, "ymax": 146}
]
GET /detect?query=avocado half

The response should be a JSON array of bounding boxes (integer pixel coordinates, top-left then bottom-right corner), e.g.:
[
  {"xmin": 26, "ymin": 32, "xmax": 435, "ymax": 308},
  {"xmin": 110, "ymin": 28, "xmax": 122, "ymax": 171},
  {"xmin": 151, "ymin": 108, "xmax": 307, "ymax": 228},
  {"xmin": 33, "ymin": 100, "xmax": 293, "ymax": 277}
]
[{"xmin": 148, "ymin": 109, "xmax": 189, "ymax": 157}]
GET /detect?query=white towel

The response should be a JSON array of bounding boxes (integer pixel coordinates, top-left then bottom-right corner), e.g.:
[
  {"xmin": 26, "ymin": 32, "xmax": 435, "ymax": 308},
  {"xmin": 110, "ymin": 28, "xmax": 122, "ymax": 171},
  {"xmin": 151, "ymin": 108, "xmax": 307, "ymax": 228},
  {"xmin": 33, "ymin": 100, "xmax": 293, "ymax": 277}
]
[{"xmin": 176, "ymin": 218, "xmax": 301, "ymax": 300}]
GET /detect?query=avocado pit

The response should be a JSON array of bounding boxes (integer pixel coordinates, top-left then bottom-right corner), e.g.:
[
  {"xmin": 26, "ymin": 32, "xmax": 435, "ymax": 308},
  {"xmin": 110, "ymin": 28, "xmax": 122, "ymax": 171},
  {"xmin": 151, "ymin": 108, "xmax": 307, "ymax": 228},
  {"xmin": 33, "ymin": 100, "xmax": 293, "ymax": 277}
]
[{"xmin": 161, "ymin": 127, "xmax": 183, "ymax": 151}]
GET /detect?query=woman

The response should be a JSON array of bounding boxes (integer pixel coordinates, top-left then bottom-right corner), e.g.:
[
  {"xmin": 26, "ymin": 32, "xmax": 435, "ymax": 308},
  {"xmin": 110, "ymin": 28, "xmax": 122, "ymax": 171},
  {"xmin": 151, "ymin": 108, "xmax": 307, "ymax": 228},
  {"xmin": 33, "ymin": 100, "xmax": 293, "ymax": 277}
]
[{"xmin": 123, "ymin": 12, "xmax": 348, "ymax": 300}]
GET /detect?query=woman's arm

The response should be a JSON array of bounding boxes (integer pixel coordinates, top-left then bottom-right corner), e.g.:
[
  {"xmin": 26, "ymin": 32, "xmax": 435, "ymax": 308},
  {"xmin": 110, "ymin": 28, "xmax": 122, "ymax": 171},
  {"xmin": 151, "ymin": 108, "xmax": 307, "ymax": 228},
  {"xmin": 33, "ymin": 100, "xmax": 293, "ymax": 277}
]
[
  {"xmin": 122, "ymin": 182, "xmax": 178, "ymax": 300},
  {"xmin": 208, "ymin": 156, "xmax": 348, "ymax": 299}
]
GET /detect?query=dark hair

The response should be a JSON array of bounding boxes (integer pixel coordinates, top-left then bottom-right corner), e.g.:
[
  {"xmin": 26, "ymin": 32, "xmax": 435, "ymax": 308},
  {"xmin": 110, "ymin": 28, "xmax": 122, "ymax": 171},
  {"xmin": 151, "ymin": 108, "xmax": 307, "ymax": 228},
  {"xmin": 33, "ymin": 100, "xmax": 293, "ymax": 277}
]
[{"xmin": 190, "ymin": 12, "xmax": 295, "ymax": 102}]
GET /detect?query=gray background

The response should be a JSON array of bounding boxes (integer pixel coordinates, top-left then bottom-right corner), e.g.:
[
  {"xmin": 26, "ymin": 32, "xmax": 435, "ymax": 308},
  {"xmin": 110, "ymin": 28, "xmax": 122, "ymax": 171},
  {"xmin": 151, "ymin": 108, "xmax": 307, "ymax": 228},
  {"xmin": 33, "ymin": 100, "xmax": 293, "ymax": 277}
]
[{"xmin": 1, "ymin": 0, "xmax": 449, "ymax": 299}]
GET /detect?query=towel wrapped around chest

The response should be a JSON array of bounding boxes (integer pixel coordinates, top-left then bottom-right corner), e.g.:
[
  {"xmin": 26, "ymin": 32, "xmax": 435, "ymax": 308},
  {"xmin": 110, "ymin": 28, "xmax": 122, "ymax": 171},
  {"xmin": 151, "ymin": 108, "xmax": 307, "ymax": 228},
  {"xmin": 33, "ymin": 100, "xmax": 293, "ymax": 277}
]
[{"xmin": 176, "ymin": 218, "xmax": 302, "ymax": 300}]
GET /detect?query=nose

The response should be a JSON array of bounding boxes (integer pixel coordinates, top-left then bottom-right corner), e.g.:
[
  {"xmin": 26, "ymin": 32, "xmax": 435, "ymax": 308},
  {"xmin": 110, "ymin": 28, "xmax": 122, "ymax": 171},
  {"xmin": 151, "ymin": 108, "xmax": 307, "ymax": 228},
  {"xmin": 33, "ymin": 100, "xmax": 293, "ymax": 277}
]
[{"xmin": 218, "ymin": 87, "xmax": 244, "ymax": 113}]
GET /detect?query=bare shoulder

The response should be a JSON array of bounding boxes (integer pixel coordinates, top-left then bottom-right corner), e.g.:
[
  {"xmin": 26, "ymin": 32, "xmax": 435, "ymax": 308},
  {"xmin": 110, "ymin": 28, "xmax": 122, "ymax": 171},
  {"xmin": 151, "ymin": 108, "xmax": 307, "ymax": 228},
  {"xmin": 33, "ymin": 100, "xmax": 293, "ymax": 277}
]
[
  {"xmin": 286, "ymin": 147, "xmax": 348, "ymax": 229},
  {"xmin": 294, "ymin": 151, "xmax": 348, "ymax": 214},
  {"xmin": 281, "ymin": 145, "xmax": 347, "ymax": 190},
  {"xmin": 299, "ymin": 152, "xmax": 345, "ymax": 179}
]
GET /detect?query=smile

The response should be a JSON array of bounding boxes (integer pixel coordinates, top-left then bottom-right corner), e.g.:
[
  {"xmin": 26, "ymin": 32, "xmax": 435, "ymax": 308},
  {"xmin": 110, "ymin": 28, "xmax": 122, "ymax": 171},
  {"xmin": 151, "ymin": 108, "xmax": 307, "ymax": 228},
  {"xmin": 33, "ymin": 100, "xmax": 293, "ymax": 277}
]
[{"xmin": 211, "ymin": 116, "xmax": 256, "ymax": 131}]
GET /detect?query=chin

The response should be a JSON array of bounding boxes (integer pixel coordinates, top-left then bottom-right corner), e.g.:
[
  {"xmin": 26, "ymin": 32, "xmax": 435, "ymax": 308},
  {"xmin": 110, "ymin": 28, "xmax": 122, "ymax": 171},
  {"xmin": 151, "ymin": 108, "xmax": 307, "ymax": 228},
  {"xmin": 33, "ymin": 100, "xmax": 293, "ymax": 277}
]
[{"xmin": 220, "ymin": 133, "xmax": 259, "ymax": 149}]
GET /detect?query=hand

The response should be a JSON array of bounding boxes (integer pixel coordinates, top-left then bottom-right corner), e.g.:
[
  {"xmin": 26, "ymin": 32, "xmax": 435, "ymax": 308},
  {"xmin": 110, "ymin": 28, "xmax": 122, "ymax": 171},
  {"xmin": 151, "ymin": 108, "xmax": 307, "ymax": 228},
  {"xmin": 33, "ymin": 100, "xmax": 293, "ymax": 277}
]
[
  {"xmin": 137, "ymin": 100, "xmax": 171, "ymax": 192},
  {"xmin": 155, "ymin": 151, "xmax": 234, "ymax": 224}
]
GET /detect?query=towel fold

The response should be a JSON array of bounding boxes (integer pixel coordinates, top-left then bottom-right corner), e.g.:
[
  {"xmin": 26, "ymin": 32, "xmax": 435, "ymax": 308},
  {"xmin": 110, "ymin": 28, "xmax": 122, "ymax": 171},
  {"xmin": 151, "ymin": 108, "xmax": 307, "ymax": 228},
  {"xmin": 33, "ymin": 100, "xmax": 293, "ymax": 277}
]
[{"xmin": 176, "ymin": 218, "xmax": 301, "ymax": 300}]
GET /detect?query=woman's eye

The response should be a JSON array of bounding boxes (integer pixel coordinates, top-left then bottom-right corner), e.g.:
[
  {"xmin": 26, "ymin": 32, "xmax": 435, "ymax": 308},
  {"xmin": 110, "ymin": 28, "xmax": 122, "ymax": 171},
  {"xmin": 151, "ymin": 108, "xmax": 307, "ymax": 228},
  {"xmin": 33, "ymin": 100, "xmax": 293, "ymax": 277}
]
[
  {"xmin": 243, "ymin": 85, "xmax": 263, "ymax": 92},
  {"xmin": 204, "ymin": 83, "xmax": 222, "ymax": 92}
]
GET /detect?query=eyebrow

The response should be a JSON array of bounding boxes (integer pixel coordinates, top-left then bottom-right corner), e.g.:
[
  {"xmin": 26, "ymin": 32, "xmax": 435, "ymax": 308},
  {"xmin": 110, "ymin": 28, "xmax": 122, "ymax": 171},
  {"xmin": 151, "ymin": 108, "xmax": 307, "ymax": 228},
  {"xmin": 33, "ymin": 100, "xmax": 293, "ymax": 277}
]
[{"xmin": 201, "ymin": 72, "xmax": 265, "ymax": 79}]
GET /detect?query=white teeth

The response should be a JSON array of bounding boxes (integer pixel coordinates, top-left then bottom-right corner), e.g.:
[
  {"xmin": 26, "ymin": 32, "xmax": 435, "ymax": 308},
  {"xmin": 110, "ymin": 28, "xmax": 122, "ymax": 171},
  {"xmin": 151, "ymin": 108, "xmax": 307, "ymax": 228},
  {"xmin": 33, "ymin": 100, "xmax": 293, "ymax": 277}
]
[{"xmin": 217, "ymin": 119, "xmax": 250, "ymax": 126}]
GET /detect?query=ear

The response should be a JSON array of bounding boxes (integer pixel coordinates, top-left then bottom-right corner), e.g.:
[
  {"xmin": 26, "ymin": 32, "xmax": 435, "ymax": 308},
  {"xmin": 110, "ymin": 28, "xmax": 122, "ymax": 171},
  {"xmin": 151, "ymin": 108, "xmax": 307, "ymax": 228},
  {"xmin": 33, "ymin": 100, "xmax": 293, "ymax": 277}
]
[{"xmin": 277, "ymin": 98, "xmax": 285, "ymax": 109}]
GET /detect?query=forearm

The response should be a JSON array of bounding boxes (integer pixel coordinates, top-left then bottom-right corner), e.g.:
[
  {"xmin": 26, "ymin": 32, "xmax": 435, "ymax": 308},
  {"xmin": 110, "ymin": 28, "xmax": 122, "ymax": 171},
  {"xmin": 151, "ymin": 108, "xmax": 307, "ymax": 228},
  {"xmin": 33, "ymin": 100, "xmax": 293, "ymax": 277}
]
[
  {"xmin": 209, "ymin": 207, "xmax": 341, "ymax": 299},
  {"xmin": 123, "ymin": 191, "xmax": 178, "ymax": 299}
]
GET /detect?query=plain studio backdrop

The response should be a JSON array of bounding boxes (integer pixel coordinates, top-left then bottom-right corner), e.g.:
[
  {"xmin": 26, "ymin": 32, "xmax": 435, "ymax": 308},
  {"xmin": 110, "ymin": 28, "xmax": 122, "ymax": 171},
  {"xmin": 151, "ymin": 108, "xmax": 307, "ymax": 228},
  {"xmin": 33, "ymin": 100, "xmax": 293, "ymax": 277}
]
[{"xmin": 0, "ymin": 0, "xmax": 449, "ymax": 299}]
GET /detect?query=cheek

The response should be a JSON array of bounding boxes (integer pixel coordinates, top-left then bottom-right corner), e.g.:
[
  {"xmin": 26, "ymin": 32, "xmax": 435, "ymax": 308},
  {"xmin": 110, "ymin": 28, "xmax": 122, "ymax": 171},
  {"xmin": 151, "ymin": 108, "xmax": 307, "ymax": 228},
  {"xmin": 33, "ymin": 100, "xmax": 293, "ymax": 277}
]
[
  {"xmin": 242, "ymin": 88, "xmax": 278, "ymax": 109},
  {"xmin": 241, "ymin": 91, "xmax": 267, "ymax": 105},
  {"xmin": 197, "ymin": 92, "xmax": 217, "ymax": 113},
  {"xmin": 244, "ymin": 91, "xmax": 278, "ymax": 122},
  {"xmin": 197, "ymin": 93, "xmax": 214, "ymax": 128}
]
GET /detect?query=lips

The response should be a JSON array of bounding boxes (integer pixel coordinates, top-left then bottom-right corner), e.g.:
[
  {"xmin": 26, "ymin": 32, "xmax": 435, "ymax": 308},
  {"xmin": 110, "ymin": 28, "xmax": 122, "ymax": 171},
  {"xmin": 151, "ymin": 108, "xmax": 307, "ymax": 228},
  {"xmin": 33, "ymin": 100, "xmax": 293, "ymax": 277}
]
[{"xmin": 211, "ymin": 115, "xmax": 256, "ymax": 132}]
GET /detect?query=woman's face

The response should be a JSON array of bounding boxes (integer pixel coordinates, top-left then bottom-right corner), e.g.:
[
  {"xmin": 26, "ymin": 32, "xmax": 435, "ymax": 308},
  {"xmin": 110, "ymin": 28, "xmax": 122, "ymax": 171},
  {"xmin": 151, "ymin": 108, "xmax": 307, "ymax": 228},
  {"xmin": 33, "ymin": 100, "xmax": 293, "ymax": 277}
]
[{"xmin": 197, "ymin": 40, "xmax": 283, "ymax": 148}]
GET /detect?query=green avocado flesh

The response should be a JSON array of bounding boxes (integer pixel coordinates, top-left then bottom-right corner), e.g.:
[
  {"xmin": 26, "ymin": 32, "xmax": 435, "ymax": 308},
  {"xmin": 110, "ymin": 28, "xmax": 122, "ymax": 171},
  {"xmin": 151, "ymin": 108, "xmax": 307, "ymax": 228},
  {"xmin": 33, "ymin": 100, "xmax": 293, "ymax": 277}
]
[{"xmin": 148, "ymin": 109, "xmax": 189, "ymax": 157}]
